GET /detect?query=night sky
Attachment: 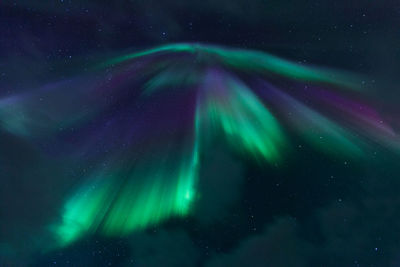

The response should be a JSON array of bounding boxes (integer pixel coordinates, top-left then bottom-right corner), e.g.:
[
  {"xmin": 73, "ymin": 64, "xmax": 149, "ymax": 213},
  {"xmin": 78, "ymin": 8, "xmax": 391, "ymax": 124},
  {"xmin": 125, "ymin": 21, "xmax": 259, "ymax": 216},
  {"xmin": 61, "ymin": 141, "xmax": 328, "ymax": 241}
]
[{"xmin": 1, "ymin": 1, "xmax": 400, "ymax": 266}]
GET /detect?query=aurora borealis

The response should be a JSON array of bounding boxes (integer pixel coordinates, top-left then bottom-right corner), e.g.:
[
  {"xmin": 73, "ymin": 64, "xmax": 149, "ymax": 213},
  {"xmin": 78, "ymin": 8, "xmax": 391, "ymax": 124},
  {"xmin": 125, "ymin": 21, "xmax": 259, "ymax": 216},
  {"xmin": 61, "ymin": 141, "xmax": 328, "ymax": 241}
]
[
  {"xmin": 1, "ymin": 42, "xmax": 398, "ymax": 248},
  {"xmin": 1, "ymin": 1, "xmax": 400, "ymax": 266}
]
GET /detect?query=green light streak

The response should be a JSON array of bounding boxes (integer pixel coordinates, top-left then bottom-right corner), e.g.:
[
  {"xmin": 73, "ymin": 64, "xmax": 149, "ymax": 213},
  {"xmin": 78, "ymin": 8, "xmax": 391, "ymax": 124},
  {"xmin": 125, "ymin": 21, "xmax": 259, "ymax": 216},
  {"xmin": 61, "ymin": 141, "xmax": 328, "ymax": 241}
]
[
  {"xmin": 103, "ymin": 43, "xmax": 360, "ymax": 90},
  {"xmin": 198, "ymin": 70, "xmax": 286, "ymax": 162},
  {"xmin": 105, "ymin": 43, "xmax": 197, "ymax": 66},
  {"xmin": 54, "ymin": 141, "xmax": 200, "ymax": 247},
  {"xmin": 143, "ymin": 66, "xmax": 201, "ymax": 96},
  {"xmin": 268, "ymin": 87, "xmax": 363, "ymax": 157}
]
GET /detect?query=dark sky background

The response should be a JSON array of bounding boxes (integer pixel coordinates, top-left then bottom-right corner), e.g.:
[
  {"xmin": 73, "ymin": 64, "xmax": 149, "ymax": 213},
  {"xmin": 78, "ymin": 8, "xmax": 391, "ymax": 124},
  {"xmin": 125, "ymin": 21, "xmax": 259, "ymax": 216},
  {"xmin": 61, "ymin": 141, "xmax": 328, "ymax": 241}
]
[{"xmin": 1, "ymin": 1, "xmax": 400, "ymax": 266}]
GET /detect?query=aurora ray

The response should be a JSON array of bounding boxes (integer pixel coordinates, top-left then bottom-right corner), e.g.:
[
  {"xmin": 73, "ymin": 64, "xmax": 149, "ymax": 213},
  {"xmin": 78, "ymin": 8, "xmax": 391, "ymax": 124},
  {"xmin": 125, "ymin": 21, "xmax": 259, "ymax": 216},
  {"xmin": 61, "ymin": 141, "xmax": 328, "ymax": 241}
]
[{"xmin": 1, "ymin": 43, "xmax": 398, "ymax": 249}]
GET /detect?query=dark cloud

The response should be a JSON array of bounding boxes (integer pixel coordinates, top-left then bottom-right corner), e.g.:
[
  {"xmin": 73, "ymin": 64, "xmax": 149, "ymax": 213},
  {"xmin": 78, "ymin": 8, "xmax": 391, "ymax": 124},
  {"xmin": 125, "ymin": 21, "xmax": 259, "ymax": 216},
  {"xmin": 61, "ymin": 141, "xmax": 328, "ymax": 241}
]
[
  {"xmin": 126, "ymin": 229, "xmax": 199, "ymax": 267},
  {"xmin": 205, "ymin": 164, "xmax": 400, "ymax": 266},
  {"xmin": 206, "ymin": 217, "xmax": 312, "ymax": 267}
]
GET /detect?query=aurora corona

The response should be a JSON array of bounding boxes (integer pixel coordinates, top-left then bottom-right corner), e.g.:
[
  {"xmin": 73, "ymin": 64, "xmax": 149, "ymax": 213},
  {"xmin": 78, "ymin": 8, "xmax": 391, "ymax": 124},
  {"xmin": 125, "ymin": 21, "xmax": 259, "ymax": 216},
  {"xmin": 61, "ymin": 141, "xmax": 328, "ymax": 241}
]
[{"xmin": 1, "ymin": 43, "xmax": 398, "ymax": 249}]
